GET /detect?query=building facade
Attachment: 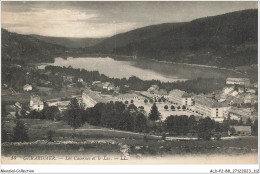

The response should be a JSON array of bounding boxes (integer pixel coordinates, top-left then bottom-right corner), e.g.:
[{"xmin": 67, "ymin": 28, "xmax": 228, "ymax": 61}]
[
  {"xmin": 82, "ymin": 89, "xmax": 110, "ymax": 108},
  {"xmin": 168, "ymin": 89, "xmax": 193, "ymax": 106},
  {"xmin": 114, "ymin": 93, "xmax": 140, "ymax": 102},
  {"xmin": 30, "ymin": 95, "xmax": 44, "ymax": 111},
  {"xmin": 23, "ymin": 84, "xmax": 32, "ymax": 91},
  {"xmin": 193, "ymin": 95, "xmax": 228, "ymax": 121},
  {"xmin": 231, "ymin": 126, "xmax": 251, "ymax": 135},
  {"xmin": 102, "ymin": 82, "xmax": 115, "ymax": 91}
]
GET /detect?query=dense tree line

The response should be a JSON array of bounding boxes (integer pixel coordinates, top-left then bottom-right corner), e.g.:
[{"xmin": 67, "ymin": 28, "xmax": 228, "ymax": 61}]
[
  {"xmin": 2, "ymin": 98, "xmax": 258, "ymax": 142},
  {"xmin": 165, "ymin": 115, "xmax": 197, "ymax": 135},
  {"xmin": 23, "ymin": 97, "xmax": 258, "ymax": 140},
  {"xmin": 2, "ymin": 66, "xmax": 26, "ymax": 91},
  {"xmin": 2, "ymin": 28, "xmax": 66, "ymax": 64},
  {"xmin": 80, "ymin": 102, "xmax": 148, "ymax": 133},
  {"xmin": 164, "ymin": 115, "xmax": 258, "ymax": 140},
  {"xmin": 62, "ymin": 99, "xmax": 161, "ymax": 133},
  {"xmin": 25, "ymin": 104, "xmax": 61, "ymax": 121},
  {"xmin": 2, "ymin": 64, "xmax": 64, "ymax": 92},
  {"xmin": 45, "ymin": 65, "xmax": 226, "ymax": 94}
]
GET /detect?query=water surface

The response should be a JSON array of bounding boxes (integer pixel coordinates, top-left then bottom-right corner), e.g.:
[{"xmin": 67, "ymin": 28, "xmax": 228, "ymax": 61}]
[
  {"xmin": 39, "ymin": 57, "xmax": 182, "ymax": 82},
  {"xmin": 38, "ymin": 57, "xmax": 244, "ymax": 82}
]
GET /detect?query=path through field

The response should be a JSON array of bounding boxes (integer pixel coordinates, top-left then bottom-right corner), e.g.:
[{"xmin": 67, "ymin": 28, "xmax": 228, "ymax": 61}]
[{"xmin": 58, "ymin": 128, "xmax": 248, "ymax": 141}]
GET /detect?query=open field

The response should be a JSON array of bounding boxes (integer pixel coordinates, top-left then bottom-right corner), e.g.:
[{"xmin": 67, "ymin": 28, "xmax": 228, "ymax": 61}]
[
  {"xmin": 1, "ymin": 88, "xmax": 13, "ymax": 96},
  {"xmin": 37, "ymin": 86, "xmax": 81, "ymax": 101},
  {"xmin": 1, "ymin": 86, "xmax": 80, "ymax": 103},
  {"xmin": 120, "ymin": 136, "xmax": 258, "ymax": 156},
  {"xmin": 2, "ymin": 118, "xmax": 258, "ymax": 158},
  {"xmin": 2, "ymin": 119, "xmax": 159, "ymax": 142},
  {"xmin": 1, "ymin": 92, "xmax": 32, "ymax": 103},
  {"xmin": 2, "ymin": 136, "xmax": 258, "ymax": 158},
  {"xmin": 2, "ymin": 141, "xmax": 121, "ymax": 157}
]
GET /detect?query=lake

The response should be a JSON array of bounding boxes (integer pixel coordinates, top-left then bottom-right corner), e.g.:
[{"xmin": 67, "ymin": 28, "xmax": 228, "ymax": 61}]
[{"xmin": 38, "ymin": 57, "xmax": 244, "ymax": 82}]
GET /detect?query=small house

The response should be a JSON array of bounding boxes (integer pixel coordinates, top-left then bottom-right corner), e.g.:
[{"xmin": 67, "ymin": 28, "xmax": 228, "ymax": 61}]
[
  {"xmin": 103, "ymin": 82, "xmax": 115, "ymax": 91},
  {"xmin": 30, "ymin": 95, "xmax": 44, "ymax": 111},
  {"xmin": 23, "ymin": 84, "xmax": 32, "ymax": 91},
  {"xmin": 231, "ymin": 126, "xmax": 251, "ymax": 136},
  {"xmin": 78, "ymin": 78, "xmax": 84, "ymax": 82}
]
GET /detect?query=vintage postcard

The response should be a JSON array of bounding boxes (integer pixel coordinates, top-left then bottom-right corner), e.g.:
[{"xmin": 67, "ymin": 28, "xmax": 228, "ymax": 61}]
[{"xmin": 1, "ymin": 1, "xmax": 259, "ymax": 170}]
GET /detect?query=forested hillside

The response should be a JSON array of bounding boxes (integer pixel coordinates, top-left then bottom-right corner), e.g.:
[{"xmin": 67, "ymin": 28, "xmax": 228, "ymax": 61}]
[
  {"xmin": 87, "ymin": 9, "xmax": 258, "ymax": 67},
  {"xmin": 31, "ymin": 35, "xmax": 106, "ymax": 48},
  {"xmin": 2, "ymin": 29, "xmax": 67, "ymax": 64}
]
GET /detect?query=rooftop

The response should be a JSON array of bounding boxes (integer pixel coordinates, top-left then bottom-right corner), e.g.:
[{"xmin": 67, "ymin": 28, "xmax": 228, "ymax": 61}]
[
  {"xmin": 231, "ymin": 126, "xmax": 251, "ymax": 132},
  {"xmin": 226, "ymin": 78, "xmax": 250, "ymax": 82},
  {"xmin": 194, "ymin": 95, "xmax": 226, "ymax": 108},
  {"xmin": 24, "ymin": 84, "xmax": 32, "ymax": 88},
  {"xmin": 30, "ymin": 95, "xmax": 43, "ymax": 105},
  {"xmin": 169, "ymin": 89, "xmax": 192, "ymax": 98},
  {"xmin": 115, "ymin": 93, "xmax": 139, "ymax": 98},
  {"xmin": 140, "ymin": 91, "xmax": 155, "ymax": 99},
  {"xmin": 229, "ymin": 107, "xmax": 252, "ymax": 117},
  {"xmin": 82, "ymin": 89, "xmax": 109, "ymax": 103}
]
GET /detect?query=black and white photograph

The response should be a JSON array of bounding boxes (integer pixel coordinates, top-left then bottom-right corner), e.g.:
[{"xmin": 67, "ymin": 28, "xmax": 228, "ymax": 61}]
[{"xmin": 0, "ymin": 1, "xmax": 259, "ymax": 171}]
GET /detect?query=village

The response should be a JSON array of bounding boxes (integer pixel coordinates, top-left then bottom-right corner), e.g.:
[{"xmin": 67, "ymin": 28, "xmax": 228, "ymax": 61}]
[
  {"xmin": 1, "ymin": 2, "xmax": 259, "ymax": 171},
  {"xmin": 2, "ymin": 64, "xmax": 258, "ymax": 137}
]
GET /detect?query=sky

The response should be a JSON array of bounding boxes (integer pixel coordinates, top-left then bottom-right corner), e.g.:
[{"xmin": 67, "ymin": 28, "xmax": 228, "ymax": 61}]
[{"xmin": 1, "ymin": 1, "xmax": 258, "ymax": 38}]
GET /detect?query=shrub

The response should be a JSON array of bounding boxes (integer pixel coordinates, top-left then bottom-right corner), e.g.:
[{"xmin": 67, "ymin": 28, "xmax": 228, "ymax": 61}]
[
  {"xmin": 161, "ymin": 132, "xmax": 166, "ymax": 140},
  {"xmin": 143, "ymin": 135, "xmax": 148, "ymax": 142},
  {"xmin": 2, "ymin": 129, "xmax": 8, "ymax": 142},
  {"xmin": 214, "ymin": 133, "xmax": 221, "ymax": 140},
  {"xmin": 47, "ymin": 130, "xmax": 55, "ymax": 142},
  {"xmin": 229, "ymin": 127, "xmax": 236, "ymax": 135}
]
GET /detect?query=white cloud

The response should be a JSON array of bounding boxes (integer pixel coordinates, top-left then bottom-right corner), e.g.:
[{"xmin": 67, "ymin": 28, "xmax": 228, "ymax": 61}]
[{"xmin": 2, "ymin": 8, "xmax": 136, "ymax": 37}]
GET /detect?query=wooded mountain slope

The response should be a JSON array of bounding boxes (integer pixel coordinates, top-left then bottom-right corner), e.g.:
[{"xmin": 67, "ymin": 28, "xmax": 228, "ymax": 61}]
[
  {"xmin": 87, "ymin": 9, "xmax": 258, "ymax": 67},
  {"xmin": 2, "ymin": 29, "xmax": 67, "ymax": 64},
  {"xmin": 31, "ymin": 35, "xmax": 106, "ymax": 48}
]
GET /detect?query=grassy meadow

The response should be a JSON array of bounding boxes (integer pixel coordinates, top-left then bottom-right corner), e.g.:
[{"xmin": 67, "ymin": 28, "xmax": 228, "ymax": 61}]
[
  {"xmin": 1, "ymin": 86, "xmax": 79, "ymax": 103},
  {"xmin": 2, "ymin": 118, "xmax": 258, "ymax": 158}
]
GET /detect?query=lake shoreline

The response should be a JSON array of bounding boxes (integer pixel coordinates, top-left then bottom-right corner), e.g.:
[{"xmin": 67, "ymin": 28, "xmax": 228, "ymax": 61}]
[
  {"xmin": 36, "ymin": 55, "xmax": 246, "ymax": 82},
  {"xmin": 36, "ymin": 57, "xmax": 184, "ymax": 82}
]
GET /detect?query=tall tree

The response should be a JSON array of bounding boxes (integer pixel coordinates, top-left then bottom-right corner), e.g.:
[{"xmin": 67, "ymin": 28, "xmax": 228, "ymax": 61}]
[
  {"xmin": 2, "ymin": 129, "xmax": 8, "ymax": 142},
  {"xmin": 148, "ymin": 103, "xmax": 161, "ymax": 121},
  {"xmin": 246, "ymin": 118, "xmax": 252, "ymax": 126},
  {"xmin": 15, "ymin": 110, "xmax": 19, "ymax": 119},
  {"xmin": 252, "ymin": 120, "xmax": 258, "ymax": 136},
  {"xmin": 63, "ymin": 98, "xmax": 84, "ymax": 135},
  {"xmin": 13, "ymin": 120, "xmax": 29, "ymax": 142},
  {"xmin": 197, "ymin": 117, "xmax": 215, "ymax": 140},
  {"xmin": 134, "ymin": 113, "xmax": 147, "ymax": 132}
]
